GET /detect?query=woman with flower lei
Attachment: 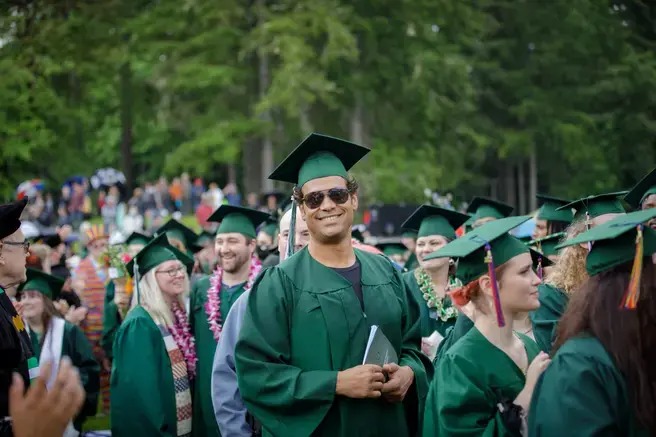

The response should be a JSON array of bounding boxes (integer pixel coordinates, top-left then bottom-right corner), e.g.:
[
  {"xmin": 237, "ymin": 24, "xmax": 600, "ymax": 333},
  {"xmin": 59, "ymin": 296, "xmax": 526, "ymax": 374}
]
[
  {"xmin": 110, "ymin": 234, "xmax": 198, "ymax": 437},
  {"xmin": 399, "ymin": 204, "xmax": 470, "ymax": 358},
  {"xmin": 188, "ymin": 204, "xmax": 269, "ymax": 437}
]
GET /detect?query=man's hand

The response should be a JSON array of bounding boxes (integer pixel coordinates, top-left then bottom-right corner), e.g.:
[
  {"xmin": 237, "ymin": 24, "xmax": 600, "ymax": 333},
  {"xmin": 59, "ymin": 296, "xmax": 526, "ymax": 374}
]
[
  {"xmin": 335, "ymin": 364, "xmax": 385, "ymax": 399},
  {"xmin": 9, "ymin": 358, "xmax": 85, "ymax": 437},
  {"xmin": 381, "ymin": 364, "xmax": 414, "ymax": 403}
]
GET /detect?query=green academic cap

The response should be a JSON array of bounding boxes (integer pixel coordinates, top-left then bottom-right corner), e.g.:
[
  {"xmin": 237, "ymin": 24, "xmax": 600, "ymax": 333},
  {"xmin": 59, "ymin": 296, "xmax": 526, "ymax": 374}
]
[
  {"xmin": 156, "ymin": 219, "xmax": 199, "ymax": 250},
  {"xmin": 401, "ymin": 229, "xmax": 418, "ymax": 239},
  {"xmin": 555, "ymin": 209, "xmax": 656, "ymax": 309},
  {"xmin": 261, "ymin": 191, "xmax": 285, "ymax": 205},
  {"xmin": 467, "ymin": 197, "xmax": 514, "ymax": 221},
  {"xmin": 209, "ymin": 205, "xmax": 270, "ymax": 240},
  {"xmin": 260, "ymin": 221, "xmax": 278, "ymax": 238},
  {"xmin": 196, "ymin": 231, "xmax": 216, "ymax": 246},
  {"xmin": 424, "ymin": 216, "xmax": 532, "ymax": 327},
  {"xmin": 536, "ymin": 194, "xmax": 574, "ymax": 223},
  {"xmin": 624, "ymin": 167, "xmax": 656, "ymax": 209},
  {"xmin": 401, "ymin": 204, "xmax": 470, "ymax": 239},
  {"xmin": 126, "ymin": 233, "xmax": 195, "ymax": 279},
  {"xmin": 557, "ymin": 191, "xmax": 627, "ymax": 222},
  {"xmin": 268, "ymin": 132, "xmax": 370, "ymax": 187},
  {"xmin": 376, "ymin": 242, "xmax": 407, "ymax": 257},
  {"xmin": 463, "ymin": 215, "xmax": 475, "ymax": 233},
  {"xmin": 18, "ymin": 268, "xmax": 65, "ymax": 300},
  {"xmin": 125, "ymin": 232, "xmax": 151, "ymax": 247},
  {"xmin": 528, "ymin": 232, "xmax": 566, "ymax": 257}
]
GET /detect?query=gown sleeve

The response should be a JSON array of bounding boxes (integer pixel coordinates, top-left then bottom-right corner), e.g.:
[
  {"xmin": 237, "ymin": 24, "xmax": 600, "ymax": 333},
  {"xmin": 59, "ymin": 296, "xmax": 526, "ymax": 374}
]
[
  {"xmin": 234, "ymin": 268, "xmax": 338, "ymax": 437},
  {"xmin": 433, "ymin": 311, "xmax": 473, "ymax": 365},
  {"xmin": 102, "ymin": 281, "xmax": 120, "ymax": 360},
  {"xmin": 530, "ymin": 284, "xmax": 567, "ymax": 354},
  {"xmin": 64, "ymin": 322, "xmax": 100, "ymax": 431},
  {"xmin": 528, "ymin": 348, "xmax": 624, "ymax": 436},
  {"xmin": 212, "ymin": 291, "xmax": 251, "ymax": 437},
  {"xmin": 393, "ymin": 267, "xmax": 433, "ymax": 435},
  {"xmin": 110, "ymin": 315, "xmax": 174, "ymax": 437},
  {"xmin": 424, "ymin": 352, "xmax": 516, "ymax": 437}
]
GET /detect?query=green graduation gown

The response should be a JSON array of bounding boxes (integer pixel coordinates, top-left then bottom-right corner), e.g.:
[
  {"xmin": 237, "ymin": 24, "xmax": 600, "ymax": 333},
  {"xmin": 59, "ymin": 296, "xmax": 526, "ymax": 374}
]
[
  {"xmin": 529, "ymin": 283, "xmax": 568, "ymax": 353},
  {"xmin": 402, "ymin": 271, "xmax": 457, "ymax": 338},
  {"xmin": 29, "ymin": 320, "xmax": 100, "ymax": 431},
  {"xmin": 432, "ymin": 311, "xmax": 474, "ymax": 366},
  {"xmin": 235, "ymin": 248, "xmax": 432, "ymax": 437},
  {"xmin": 423, "ymin": 327, "xmax": 539, "ymax": 437},
  {"xmin": 529, "ymin": 335, "xmax": 648, "ymax": 436},
  {"xmin": 111, "ymin": 306, "xmax": 190, "ymax": 437},
  {"xmin": 102, "ymin": 281, "xmax": 121, "ymax": 360},
  {"xmin": 190, "ymin": 276, "xmax": 247, "ymax": 437},
  {"xmin": 404, "ymin": 252, "xmax": 419, "ymax": 271}
]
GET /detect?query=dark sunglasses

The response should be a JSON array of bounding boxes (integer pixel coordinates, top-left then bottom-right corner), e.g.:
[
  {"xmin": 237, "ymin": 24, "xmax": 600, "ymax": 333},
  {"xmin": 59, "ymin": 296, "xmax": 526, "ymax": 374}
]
[{"xmin": 301, "ymin": 188, "xmax": 351, "ymax": 209}]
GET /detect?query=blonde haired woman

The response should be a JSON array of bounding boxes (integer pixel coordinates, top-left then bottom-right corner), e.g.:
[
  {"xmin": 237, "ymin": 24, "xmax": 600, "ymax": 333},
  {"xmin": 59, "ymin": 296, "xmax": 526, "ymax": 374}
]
[{"xmin": 110, "ymin": 234, "xmax": 197, "ymax": 437}]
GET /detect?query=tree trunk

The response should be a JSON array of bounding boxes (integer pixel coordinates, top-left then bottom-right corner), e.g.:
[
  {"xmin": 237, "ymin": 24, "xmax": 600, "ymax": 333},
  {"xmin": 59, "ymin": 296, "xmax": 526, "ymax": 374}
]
[
  {"xmin": 257, "ymin": 0, "xmax": 274, "ymax": 192},
  {"xmin": 518, "ymin": 158, "xmax": 526, "ymax": 214},
  {"xmin": 119, "ymin": 62, "xmax": 134, "ymax": 193},
  {"xmin": 504, "ymin": 159, "xmax": 517, "ymax": 210},
  {"xmin": 529, "ymin": 144, "xmax": 538, "ymax": 211}
]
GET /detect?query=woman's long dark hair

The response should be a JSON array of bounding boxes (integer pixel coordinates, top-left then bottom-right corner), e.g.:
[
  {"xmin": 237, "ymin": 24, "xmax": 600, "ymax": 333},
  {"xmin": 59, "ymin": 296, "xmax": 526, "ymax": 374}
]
[
  {"xmin": 553, "ymin": 261, "xmax": 656, "ymax": 433},
  {"xmin": 547, "ymin": 220, "xmax": 570, "ymax": 235}
]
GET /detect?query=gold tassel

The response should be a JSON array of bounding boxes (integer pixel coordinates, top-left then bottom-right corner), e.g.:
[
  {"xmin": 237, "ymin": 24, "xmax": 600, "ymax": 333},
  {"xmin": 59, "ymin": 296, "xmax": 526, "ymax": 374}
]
[{"xmin": 620, "ymin": 225, "xmax": 643, "ymax": 310}]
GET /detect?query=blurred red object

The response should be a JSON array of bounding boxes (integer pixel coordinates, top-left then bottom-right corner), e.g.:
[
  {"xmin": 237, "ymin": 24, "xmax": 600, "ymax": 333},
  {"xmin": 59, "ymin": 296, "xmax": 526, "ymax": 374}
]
[{"xmin": 352, "ymin": 240, "xmax": 382, "ymax": 255}]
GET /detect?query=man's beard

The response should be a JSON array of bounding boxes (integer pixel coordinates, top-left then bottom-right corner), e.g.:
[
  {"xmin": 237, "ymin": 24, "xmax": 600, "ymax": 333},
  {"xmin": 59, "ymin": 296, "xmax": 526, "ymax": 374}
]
[{"xmin": 220, "ymin": 251, "xmax": 250, "ymax": 274}]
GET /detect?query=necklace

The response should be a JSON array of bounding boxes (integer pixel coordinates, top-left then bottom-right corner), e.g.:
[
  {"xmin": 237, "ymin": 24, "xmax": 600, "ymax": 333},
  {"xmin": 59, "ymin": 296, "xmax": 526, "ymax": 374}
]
[
  {"xmin": 414, "ymin": 267, "xmax": 460, "ymax": 322},
  {"xmin": 170, "ymin": 302, "xmax": 197, "ymax": 379},
  {"xmin": 205, "ymin": 255, "xmax": 262, "ymax": 342}
]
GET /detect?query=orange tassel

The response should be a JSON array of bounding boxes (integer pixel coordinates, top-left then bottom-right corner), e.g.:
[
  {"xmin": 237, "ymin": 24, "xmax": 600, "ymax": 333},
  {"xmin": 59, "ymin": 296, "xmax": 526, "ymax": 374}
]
[{"xmin": 620, "ymin": 225, "xmax": 643, "ymax": 310}]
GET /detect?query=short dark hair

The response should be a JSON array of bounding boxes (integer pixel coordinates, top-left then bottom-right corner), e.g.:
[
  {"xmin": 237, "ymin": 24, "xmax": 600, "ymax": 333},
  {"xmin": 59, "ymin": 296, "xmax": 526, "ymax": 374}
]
[{"xmin": 292, "ymin": 177, "xmax": 359, "ymax": 204}]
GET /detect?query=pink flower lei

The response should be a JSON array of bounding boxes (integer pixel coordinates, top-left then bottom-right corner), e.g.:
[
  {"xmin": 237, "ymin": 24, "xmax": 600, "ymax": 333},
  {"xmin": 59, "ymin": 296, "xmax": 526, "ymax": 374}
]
[
  {"xmin": 205, "ymin": 254, "xmax": 262, "ymax": 342},
  {"xmin": 170, "ymin": 302, "xmax": 197, "ymax": 379}
]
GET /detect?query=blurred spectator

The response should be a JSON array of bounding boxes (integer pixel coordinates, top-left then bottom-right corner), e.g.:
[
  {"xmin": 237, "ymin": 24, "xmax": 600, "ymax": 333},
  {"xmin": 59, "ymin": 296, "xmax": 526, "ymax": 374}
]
[
  {"xmin": 122, "ymin": 204, "xmax": 144, "ymax": 235},
  {"xmin": 68, "ymin": 182, "xmax": 85, "ymax": 227},
  {"xmin": 223, "ymin": 182, "xmax": 241, "ymax": 206},
  {"xmin": 246, "ymin": 192, "xmax": 259, "ymax": 209},
  {"xmin": 196, "ymin": 192, "xmax": 215, "ymax": 231},
  {"xmin": 192, "ymin": 178, "xmax": 204, "ymax": 210},
  {"xmin": 181, "ymin": 172, "xmax": 193, "ymax": 214},
  {"xmin": 169, "ymin": 177, "xmax": 183, "ymax": 211},
  {"xmin": 97, "ymin": 190, "xmax": 106, "ymax": 215},
  {"xmin": 208, "ymin": 182, "xmax": 224, "ymax": 209}
]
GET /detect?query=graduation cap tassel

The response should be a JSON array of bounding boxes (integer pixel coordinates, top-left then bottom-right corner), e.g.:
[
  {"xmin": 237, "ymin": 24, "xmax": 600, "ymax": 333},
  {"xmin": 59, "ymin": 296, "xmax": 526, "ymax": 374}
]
[
  {"xmin": 536, "ymin": 256, "xmax": 543, "ymax": 281},
  {"xmin": 586, "ymin": 212, "xmax": 593, "ymax": 252},
  {"xmin": 133, "ymin": 261, "xmax": 141, "ymax": 306},
  {"xmin": 620, "ymin": 224, "xmax": 643, "ymax": 310},
  {"xmin": 484, "ymin": 242, "xmax": 505, "ymax": 327},
  {"xmin": 284, "ymin": 198, "xmax": 297, "ymax": 261}
]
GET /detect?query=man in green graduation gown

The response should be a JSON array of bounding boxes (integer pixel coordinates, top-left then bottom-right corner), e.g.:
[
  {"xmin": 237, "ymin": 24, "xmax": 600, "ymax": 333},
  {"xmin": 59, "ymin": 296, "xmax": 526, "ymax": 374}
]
[
  {"xmin": 235, "ymin": 132, "xmax": 431, "ymax": 437},
  {"xmin": 190, "ymin": 205, "xmax": 269, "ymax": 437}
]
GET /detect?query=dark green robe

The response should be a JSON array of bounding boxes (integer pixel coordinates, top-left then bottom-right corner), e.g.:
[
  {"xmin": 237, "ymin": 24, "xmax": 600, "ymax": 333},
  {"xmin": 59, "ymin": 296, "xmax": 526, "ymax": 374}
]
[
  {"xmin": 111, "ymin": 306, "xmax": 191, "ymax": 437},
  {"xmin": 529, "ymin": 336, "xmax": 649, "ymax": 436},
  {"xmin": 404, "ymin": 252, "xmax": 419, "ymax": 271},
  {"xmin": 190, "ymin": 276, "xmax": 247, "ymax": 437},
  {"xmin": 529, "ymin": 283, "xmax": 568, "ymax": 354},
  {"xmin": 235, "ymin": 247, "xmax": 432, "ymax": 437},
  {"xmin": 424, "ymin": 327, "xmax": 539, "ymax": 437},
  {"xmin": 28, "ymin": 320, "xmax": 100, "ymax": 431},
  {"xmin": 102, "ymin": 281, "xmax": 121, "ymax": 359},
  {"xmin": 402, "ymin": 271, "xmax": 457, "ymax": 338},
  {"xmin": 432, "ymin": 311, "xmax": 474, "ymax": 366}
]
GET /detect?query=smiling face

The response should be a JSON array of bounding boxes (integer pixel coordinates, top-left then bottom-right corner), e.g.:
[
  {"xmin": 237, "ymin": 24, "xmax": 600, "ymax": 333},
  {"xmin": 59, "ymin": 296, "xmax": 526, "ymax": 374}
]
[
  {"xmin": 215, "ymin": 233, "xmax": 255, "ymax": 274},
  {"xmin": 21, "ymin": 290, "xmax": 45, "ymax": 320},
  {"xmin": 416, "ymin": 234, "xmax": 450, "ymax": 270},
  {"xmin": 154, "ymin": 259, "xmax": 188, "ymax": 298},
  {"xmin": 299, "ymin": 176, "xmax": 357, "ymax": 244}
]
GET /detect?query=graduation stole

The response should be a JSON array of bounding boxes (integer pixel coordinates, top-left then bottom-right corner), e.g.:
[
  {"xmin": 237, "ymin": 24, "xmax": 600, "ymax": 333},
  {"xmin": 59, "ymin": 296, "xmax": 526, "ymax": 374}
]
[
  {"xmin": 205, "ymin": 254, "xmax": 262, "ymax": 342},
  {"xmin": 159, "ymin": 322, "xmax": 193, "ymax": 437}
]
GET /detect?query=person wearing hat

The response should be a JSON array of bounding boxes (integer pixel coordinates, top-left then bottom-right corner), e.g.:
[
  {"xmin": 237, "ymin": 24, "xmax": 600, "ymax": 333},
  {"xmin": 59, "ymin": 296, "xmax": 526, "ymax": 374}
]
[
  {"xmin": 71, "ymin": 223, "xmax": 112, "ymax": 413},
  {"xmin": 234, "ymin": 133, "xmax": 431, "ymax": 437},
  {"xmin": 376, "ymin": 242, "xmax": 408, "ymax": 265},
  {"xmin": 1, "ymin": 199, "xmax": 85, "ymax": 437},
  {"xmin": 210, "ymin": 203, "xmax": 310, "ymax": 437},
  {"xmin": 260, "ymin": 190, "xmax": 285, "ymax": 215},
  {"xmin": 101, "ymin": 232, "xmax": 152, "ymax": 364},
  {"xmin": 466, "ymin": 196, "xmax": 514, "ymax": 229},
  {"xmin": 189, "ymin": 205, "xmax": 269, "ymax": 437},
  {"xmin": 195, "ymin": 231, "xmax": 217, "ymax": 275},
  {"xmin": 399, "ymin": 205, "xmax": 470, "ymax": 359},
  {"xmin": 527, "ymin": 232, "xmax": 565, "ymax": 275},
  {"xmin": 625, "ymin": 166, "xmax": 656, "ymax": 229},
  {"xmin": 530, "ymin": 191, "xmax": 627, "ymax": 353},
  {"xmin": 110, "ymin": 234, "xmax": 197, "ymax": 437},
  {"xmin": 155, "ymin": 219, "xmax": 201, "ymax": 257},
  {"xmin": 421, "ymin": 216, "xmax": 551, "ymax": 437},
  {"xmin": 532, "ymin": 194, "xmax": 573, "ymax": 240},
  {"xmin": 529, "ymin": 208, "xmax": 656, "ymax": 436},
  {"xmin": 401, "ymin": 230, "xmax": 419, "ymax": 271},
  {"xmin": 255, "ymin": 219, "xmax": 278, "ymax": 262},
  {"xmin": 19, "ymin": 269, "xmax": 99, "ymax": 436}
]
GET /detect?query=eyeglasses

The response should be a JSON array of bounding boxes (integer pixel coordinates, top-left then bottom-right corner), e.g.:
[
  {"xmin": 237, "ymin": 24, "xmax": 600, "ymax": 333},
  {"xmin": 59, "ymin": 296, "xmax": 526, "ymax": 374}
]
[
  {"xmin": 155, "ymin": 266, "xmax": 186, "ymax": 278},
  {"xmin": 2, "ymin": 240, "xmax": 30, "ymax": 253},
  {"xmin": 301, "ymin": 188, "xmax": 351, "ymax": 209}
]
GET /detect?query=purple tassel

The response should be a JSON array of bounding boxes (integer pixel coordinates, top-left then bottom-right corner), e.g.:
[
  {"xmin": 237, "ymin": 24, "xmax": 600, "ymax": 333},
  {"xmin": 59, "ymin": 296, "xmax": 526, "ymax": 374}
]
[
  {"xmin": 586, "ymin": 212, "xmax": 592, "ymax": 252},
  {"xmin": 537, "ymin": 257, "xmax": 543, "ymax": 281},
  {"xmin": 484, "ymin": 243, "xmax": 505, "ymax": 327}
]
